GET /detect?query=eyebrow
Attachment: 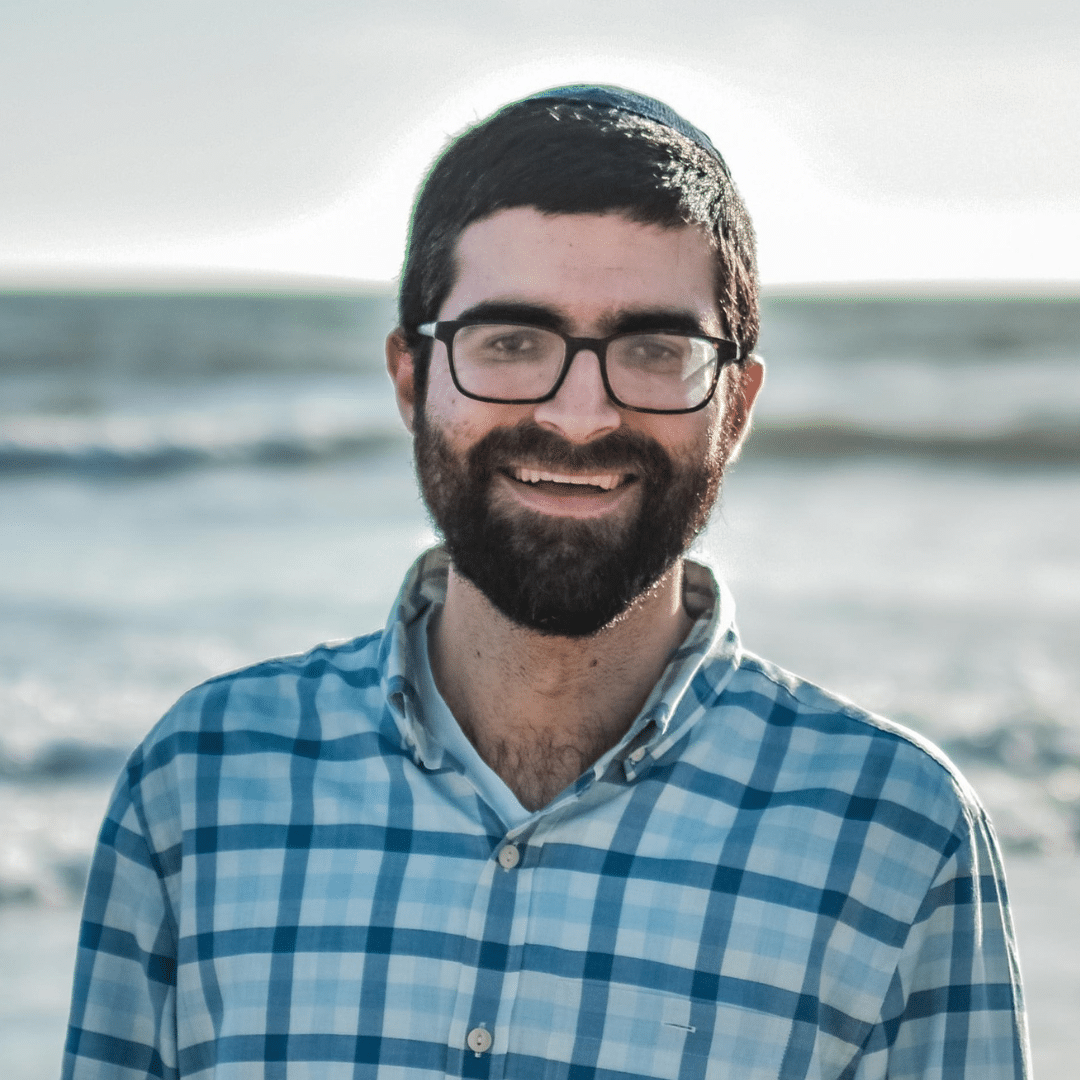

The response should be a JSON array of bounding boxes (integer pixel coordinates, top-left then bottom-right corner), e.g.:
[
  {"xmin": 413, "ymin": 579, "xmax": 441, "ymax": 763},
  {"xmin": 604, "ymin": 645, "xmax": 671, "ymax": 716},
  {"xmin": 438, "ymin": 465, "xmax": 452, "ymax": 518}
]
[
  {"xmin": 451, "ymin": 301, "xmax": 712, "ymax": 338},
  {"xmin": 453, "ymin": 301, "xmax": 566, "ymax": 331},
  {"xmin": 608, "ymin": 309, "xmax": 710, "ymax": 337}
]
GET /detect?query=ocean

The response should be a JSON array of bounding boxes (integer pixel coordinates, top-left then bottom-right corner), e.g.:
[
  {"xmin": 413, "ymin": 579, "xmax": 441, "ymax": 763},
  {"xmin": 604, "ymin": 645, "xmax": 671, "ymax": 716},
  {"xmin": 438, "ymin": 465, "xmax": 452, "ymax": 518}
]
[{"xmin": 2, "ymin": 288, "xmax": 1079, "ymax": 910}]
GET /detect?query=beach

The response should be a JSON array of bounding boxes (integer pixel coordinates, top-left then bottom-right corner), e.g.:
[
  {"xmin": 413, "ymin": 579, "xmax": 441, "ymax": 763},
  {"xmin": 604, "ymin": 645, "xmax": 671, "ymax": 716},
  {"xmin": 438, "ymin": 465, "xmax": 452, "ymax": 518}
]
[{"xmin": 1, "ymin": 290, "xmax": 1077, "ymax": 1073}]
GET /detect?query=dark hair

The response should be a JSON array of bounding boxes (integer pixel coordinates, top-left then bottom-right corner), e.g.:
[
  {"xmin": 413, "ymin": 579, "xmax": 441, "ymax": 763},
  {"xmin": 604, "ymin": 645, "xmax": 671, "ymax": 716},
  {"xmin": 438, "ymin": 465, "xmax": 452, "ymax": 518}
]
[{"xmin": 397, "ymin": 97, "xmax": 759, "ymax": 403}]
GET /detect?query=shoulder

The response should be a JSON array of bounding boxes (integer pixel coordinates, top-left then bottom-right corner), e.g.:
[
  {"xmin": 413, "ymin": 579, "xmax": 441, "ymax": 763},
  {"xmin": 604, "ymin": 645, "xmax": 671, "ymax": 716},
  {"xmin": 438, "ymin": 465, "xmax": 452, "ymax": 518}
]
[
  {"xmin": 101, "ymin": 631, "xmax": 392, "ymax": 860},
  {"xmin": 675, "ymin": 649, "xmax": 1011, "ymax": 954},
  {"xmin": 123, "ymin": 630, "xmax": 389, "ymax": 796},
  {"xmin": 169, "ymin": 629, "xmax": 384, "ymax": 725},
  {"xmin": 698, "ymin": 648, "xmax": 984, "ymax": 844}
]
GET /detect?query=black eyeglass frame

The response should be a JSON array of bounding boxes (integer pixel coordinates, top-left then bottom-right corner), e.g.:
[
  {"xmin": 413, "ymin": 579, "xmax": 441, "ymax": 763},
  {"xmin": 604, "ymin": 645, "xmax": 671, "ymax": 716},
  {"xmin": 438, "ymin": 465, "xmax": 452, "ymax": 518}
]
[{"xmin": 416, "ymin": 320, "xmax": 743, "ymax": 415}]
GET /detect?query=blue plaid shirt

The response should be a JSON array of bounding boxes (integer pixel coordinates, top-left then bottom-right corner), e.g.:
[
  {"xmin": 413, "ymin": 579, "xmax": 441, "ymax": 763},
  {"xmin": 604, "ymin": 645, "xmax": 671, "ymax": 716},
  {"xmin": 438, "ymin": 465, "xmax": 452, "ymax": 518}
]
[{"xmin": 64, "ymin": 548, "xmax": 1028, "ymax": 1079}]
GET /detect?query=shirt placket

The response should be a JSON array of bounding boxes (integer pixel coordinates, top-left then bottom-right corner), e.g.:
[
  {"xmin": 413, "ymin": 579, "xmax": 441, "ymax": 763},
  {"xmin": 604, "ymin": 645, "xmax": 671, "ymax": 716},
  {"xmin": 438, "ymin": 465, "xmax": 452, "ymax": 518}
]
[{"xmin": 444, "ymin": 819, "xmax": 539, "ymax": 1079}]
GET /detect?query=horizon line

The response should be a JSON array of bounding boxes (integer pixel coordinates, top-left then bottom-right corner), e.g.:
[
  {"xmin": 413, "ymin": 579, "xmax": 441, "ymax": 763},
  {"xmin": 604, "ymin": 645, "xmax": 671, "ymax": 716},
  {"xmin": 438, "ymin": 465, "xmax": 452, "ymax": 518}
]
[{"xmin": 0, "ymin": 268, "xmax": 1078, "ymax": 300}]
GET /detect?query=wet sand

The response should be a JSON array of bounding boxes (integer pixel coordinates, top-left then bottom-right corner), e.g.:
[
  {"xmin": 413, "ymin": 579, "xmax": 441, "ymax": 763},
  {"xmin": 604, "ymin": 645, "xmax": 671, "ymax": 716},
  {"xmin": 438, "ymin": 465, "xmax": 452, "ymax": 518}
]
[{"xmin": 2, "ymin": 854, "xmax": 1075, "ymax": 1079}]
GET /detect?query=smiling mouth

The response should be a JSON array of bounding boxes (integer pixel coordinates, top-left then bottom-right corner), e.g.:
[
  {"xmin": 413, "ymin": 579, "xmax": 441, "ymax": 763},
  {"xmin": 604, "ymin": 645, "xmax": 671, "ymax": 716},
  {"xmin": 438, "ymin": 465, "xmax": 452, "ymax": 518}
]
[{"xmin": 506, "ymin": 466, "xmax": 633, "ymax": 494}]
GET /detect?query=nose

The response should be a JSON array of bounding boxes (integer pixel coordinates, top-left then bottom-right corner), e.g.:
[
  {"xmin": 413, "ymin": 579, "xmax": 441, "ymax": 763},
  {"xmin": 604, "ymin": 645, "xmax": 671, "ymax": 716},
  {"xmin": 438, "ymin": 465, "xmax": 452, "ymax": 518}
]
[{"xmin": 532, "ymin": 347, "xmax": 622, "ymax": 443}]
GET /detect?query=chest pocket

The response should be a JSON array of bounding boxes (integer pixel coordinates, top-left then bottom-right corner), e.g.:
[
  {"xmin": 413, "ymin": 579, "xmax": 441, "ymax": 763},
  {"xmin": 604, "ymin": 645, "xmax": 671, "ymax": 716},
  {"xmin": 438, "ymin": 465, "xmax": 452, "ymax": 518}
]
[
  {"xmin": 583, "ymin": 981, "xmax": 699, "ymax": 1078},
  {"xmin": 510, "ymin": 973, "xmax": 701, "ymax": 1080},
  {"xmin": 509, "ymin": 971, "xmax": 805, "ymax": 1079}
]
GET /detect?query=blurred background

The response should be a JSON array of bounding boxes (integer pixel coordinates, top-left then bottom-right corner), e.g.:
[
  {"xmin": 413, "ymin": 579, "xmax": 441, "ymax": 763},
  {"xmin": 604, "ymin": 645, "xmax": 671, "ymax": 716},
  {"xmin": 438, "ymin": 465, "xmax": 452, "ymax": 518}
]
[{"xmin": 1, "ymin": 1, "xmax": 1077, "ymax": 1076}]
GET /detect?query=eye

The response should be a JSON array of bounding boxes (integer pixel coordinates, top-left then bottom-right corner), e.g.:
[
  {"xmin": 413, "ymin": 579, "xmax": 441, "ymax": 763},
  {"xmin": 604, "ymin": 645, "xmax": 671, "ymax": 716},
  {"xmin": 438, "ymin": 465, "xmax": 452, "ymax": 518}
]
[
  {"xmin": 458, "ymin": 324, "xmax": 559, "ymax": 364},
  {"xmin": 487, "ymin": 330, "xmax": 541, "ymax": 354},
  {"xmin": 616, "ymin": 334, "xmax": 689, "ymax": 370}
]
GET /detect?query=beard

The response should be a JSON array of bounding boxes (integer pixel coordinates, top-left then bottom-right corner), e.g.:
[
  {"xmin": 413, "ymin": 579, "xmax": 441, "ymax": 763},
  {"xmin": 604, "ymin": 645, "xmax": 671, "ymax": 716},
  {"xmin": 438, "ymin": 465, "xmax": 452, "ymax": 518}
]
[{"xmin": 413, "ymin": 412, "xmax": 727, "ymax": 638}]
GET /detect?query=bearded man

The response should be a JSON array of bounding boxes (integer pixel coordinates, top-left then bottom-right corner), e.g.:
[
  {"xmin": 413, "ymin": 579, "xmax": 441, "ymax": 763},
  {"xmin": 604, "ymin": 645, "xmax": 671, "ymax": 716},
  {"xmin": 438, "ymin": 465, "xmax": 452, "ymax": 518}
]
[{"xmin": 64, "ymin": 87, "xmax": 1028, "ymax": 1080}]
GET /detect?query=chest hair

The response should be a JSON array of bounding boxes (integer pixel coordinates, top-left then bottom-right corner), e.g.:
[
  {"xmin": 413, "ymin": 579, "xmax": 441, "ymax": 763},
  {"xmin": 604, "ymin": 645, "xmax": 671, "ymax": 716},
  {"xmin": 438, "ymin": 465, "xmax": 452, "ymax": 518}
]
[{"xmin": 469, "ymin": 715, "xmax": 622, "ymax": 812}]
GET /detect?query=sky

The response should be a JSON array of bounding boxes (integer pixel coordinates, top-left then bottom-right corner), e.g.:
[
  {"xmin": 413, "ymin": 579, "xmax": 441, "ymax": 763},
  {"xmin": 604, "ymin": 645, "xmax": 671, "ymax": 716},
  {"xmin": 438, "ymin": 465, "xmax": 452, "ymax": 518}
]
[{"xmin": 1, "ymin": 0, "xmax": 1077, "ymax": 288}]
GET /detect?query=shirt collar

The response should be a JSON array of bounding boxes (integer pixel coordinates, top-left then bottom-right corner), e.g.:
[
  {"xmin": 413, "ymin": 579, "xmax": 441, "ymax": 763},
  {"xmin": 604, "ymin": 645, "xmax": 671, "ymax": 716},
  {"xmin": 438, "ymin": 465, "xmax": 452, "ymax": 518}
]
[{"xmin": 380, "ymin": 545, "xmax": 742, "ymax": 775}]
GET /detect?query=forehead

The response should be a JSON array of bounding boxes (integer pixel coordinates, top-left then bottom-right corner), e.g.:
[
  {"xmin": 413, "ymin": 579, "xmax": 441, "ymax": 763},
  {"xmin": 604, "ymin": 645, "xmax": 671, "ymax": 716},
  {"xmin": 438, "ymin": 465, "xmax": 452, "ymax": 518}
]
[{"xmin": 439, "ymin": 207, "xmax": 720, "ymax": 332}]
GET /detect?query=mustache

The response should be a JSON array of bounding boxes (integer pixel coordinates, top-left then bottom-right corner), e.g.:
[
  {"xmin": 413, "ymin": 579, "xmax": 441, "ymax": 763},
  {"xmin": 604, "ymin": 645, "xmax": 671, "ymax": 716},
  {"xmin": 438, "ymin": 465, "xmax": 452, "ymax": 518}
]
[{"xmin": 465, "ymin": 422, "xmax": 673, "ymax": 480}]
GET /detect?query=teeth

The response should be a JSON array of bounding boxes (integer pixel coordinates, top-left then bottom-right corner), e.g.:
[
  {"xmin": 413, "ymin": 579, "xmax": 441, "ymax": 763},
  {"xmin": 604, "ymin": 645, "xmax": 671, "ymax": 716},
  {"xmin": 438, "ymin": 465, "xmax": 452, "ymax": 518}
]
[{"xmin": 512, "ymin": 467, "xmax": 623, "ymax": 491}]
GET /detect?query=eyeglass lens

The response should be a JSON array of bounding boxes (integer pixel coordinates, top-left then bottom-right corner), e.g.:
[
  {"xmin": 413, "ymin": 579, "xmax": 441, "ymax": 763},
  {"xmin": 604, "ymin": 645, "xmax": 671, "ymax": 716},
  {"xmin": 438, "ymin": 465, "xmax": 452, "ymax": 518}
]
[{"xmin": 451, "ymin": 324, "xmax": 718, "ymax": 409}]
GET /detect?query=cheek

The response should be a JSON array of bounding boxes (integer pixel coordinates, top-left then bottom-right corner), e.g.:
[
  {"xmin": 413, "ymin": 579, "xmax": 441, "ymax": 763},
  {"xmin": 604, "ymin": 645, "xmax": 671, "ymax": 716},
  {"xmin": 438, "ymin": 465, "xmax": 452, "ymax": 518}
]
[
  {"xmin": 423, "ymin": 356, "xmax": 549, "ymax": 445},
  {"xmin": 421, "ymin": 375, "xmax": 531, "ymax": 453},
  {"xmin": 636, "ymin": 405, "xmax": 724, "ymax": 469},
  {"xmin": 422, "ymin": 363, "xmax": 484, "ymax": 438},
  {"xmin": 422, "ymin": 356, "xmax": 466, "ymax": 423}
]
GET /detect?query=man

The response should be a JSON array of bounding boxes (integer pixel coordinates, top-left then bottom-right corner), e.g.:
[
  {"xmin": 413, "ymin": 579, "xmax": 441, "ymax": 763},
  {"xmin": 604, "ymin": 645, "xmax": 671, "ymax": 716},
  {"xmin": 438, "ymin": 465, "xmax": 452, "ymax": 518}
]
[{"xmin": 64, "ymin": 86, "xmax": 1028, "ymax": 1079}]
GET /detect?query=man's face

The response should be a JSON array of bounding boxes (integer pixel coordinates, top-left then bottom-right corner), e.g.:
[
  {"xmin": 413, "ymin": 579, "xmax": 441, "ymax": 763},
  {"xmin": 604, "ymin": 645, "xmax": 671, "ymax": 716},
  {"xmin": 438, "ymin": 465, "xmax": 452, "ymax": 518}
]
[{"xmin": 391, "ymin": 208, "xmax": 758, "ymax": 636}]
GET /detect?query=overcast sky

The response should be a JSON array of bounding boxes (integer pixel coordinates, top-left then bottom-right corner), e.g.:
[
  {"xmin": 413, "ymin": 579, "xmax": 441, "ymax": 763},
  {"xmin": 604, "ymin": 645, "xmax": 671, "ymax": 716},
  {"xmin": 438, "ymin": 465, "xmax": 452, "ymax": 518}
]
[{"xmin": 2, "ymin": 0, "xmax": 1077, "ymax": 286}]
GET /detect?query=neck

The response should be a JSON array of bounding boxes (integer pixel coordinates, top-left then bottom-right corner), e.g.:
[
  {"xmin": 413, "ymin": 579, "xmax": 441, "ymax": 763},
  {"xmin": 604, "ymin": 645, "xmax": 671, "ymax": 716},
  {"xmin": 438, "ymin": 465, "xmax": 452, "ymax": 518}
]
[{"xmin": 428, "ymin": 559, "xmax": 694, "ymax": 811}]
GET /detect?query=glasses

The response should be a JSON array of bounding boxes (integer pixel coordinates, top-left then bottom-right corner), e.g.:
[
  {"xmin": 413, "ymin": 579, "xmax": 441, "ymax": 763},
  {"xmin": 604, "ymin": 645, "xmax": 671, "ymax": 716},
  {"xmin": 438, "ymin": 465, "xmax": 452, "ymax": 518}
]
[{"xmin": 417, "ymin": 320, "xmax": 742, "ymax": 414}]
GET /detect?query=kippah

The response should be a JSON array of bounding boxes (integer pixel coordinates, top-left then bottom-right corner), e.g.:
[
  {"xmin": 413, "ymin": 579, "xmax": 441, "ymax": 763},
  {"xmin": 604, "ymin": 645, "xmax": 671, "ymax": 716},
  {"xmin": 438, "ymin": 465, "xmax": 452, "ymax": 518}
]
[{"xmin": 515, "ymin": 84, "xmax": 731, "ymax": 178}]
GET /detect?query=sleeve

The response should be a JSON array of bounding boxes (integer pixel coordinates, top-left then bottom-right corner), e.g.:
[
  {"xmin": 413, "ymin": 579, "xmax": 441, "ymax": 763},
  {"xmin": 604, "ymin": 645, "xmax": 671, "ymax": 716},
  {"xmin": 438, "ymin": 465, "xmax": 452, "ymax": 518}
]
[
  {"xmin": 856, "ymin": 798, "xmax": 1031, "ymax": 1080},
  {"xmin": 62, "ymin": 766, "xmax": 179, "ymax": 1080}
]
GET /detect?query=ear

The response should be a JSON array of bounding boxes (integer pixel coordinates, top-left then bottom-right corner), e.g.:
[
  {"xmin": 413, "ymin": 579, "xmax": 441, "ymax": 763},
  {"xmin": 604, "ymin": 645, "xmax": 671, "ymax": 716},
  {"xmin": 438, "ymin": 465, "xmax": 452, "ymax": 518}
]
[
  {"xmin": 722, "ymin": 355, "xmax": 765, "ymax": 463},
  {"xmin": 386, "ymin": 329, "xmax": 417, "ymax": 433}
]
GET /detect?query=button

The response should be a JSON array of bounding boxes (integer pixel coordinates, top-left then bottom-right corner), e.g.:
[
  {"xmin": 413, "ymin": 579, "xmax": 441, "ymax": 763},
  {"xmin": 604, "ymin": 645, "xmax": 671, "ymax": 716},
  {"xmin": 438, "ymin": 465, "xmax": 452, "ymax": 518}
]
[
  {"xmin": 497, "ymin": 843, "xmax": 520, "ymax": 869},
  {"xmin": 628, "ymin": 746, "xmax": 647, "ymax": 764},
  {"xmin": 466, "ymin": 1026, "xmax": 493, "ymax": 1054}
]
